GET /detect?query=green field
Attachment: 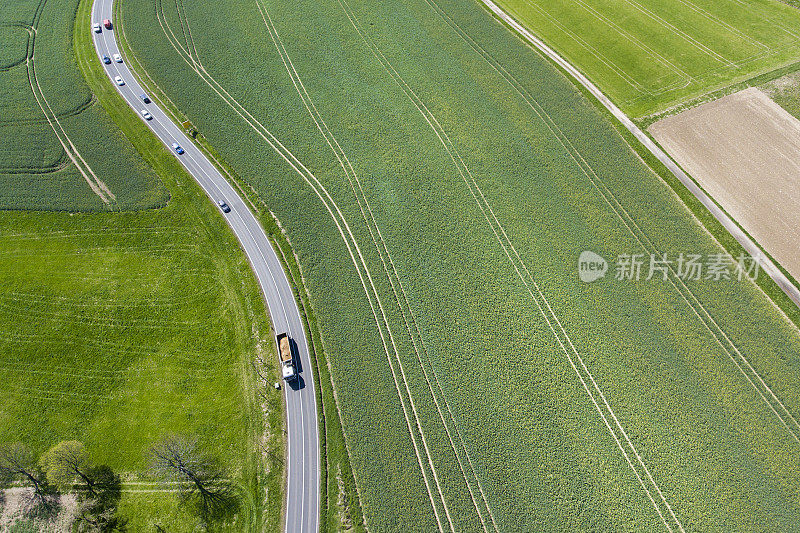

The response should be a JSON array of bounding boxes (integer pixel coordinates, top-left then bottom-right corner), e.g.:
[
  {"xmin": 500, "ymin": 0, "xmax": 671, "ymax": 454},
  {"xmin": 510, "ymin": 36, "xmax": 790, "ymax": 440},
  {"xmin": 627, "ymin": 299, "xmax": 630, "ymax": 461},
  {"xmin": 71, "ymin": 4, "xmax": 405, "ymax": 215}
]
[
  {"xmin": 0, "ymin": 157, "xmax": 281, "ymax": 531},
  {"xmin": 119, "ymin": 0, "xmax": 800, "ymax": 530},
  {"xmin": 0, "ymin": 1, "xmax": 284, "ymax": 529},
  {"xmin": 491, "ymin": 0, "xmax": 800, "ymax": 117},
  {"xmin": 0, "ymin": 0, "xmax": 168, "ymax": 210}
]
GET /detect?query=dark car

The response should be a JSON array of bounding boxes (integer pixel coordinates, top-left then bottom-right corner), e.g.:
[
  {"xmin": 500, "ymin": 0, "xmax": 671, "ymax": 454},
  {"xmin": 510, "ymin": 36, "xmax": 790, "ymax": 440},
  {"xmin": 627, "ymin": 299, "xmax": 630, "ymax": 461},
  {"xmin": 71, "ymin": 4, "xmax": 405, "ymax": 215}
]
[
  {"xmin": 139, "ymin": 93, "xmax": 151, "ymax": 104},
  {"xmin": 103, "ymin": 19, "xmax": 112, "ymax": 29},
  {"xmin": 171, "ymin": 142, "xmax": 184, "ymax": 155},
  {"xmin": 217, "ymin": 200, "xmax": 231, "ymax": 213},
  {"xmin": 101, "ymin": 55, "xmax": 111, "ymax": 64}
]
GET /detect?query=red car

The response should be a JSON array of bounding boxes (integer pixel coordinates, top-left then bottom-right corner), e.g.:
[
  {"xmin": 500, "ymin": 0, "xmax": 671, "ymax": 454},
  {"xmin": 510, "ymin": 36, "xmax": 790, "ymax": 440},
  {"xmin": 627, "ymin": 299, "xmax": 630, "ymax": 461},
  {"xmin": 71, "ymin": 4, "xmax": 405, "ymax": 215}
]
[{"xmin": 103, "ymin": 19, "xmax": 112, "ymax": 29}]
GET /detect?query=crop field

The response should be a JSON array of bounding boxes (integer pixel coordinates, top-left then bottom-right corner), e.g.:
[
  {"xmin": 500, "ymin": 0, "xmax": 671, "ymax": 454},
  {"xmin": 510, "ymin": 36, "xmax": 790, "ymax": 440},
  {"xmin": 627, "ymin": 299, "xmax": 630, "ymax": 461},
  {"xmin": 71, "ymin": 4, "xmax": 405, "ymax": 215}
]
[
  {"xmin": 0, "ymin": 0, "xmax": 168, "ymax": 210},
  {"xmin": 649, "ymin": 87, "xmax": 800, "ymax": 283},
  {"xmin": 0, "ymin": 185, "xmax": 279, "ymax": 530},
  {"xmin": 120, "ymin": 0, "xmax": 800, "ymax": 530},
  {"xmin": 490, "ymin": 0, "xmax": 800, "ymax": 117}
]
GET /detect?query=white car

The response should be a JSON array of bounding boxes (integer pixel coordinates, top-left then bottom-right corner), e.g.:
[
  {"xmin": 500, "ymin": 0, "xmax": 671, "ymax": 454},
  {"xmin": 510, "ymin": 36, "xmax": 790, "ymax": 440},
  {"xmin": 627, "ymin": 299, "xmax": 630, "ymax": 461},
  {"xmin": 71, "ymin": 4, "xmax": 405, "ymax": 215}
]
[
  {"xmin": 114, "ymin": 76, "xmax": 124, "ymax": 86},
  {"xmin": 113, "ymin": 53, "xmax": 123, "ymax": 63},
  {"xmin": 93, "ymin": 23, "xmax": 101, "ymax": 33},
  {"xmin": 140, "ymin": 109, "xmax": 152, "ymax": 121}
]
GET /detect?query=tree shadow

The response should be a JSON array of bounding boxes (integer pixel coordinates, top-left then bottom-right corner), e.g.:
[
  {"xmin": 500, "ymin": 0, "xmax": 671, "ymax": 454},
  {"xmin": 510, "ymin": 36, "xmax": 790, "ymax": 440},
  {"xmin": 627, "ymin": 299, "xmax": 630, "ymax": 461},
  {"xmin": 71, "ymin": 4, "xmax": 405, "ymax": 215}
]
[
  {"xmin": 181, "ymin": 481, "xmax": 240, "ymax": 527},
  {"xmin": 24, "ymin": 490, "xmax": 62, "ymax": 522}
]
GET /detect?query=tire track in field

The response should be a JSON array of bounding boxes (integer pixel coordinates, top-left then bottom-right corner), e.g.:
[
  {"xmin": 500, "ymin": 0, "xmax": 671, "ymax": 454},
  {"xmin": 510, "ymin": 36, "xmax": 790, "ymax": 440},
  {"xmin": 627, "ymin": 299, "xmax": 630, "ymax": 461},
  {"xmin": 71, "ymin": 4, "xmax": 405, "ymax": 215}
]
[
  {"xmin": 152, "ymin": 2, "xmax": 450, "ymax": 528},
  {"xmin": 255, "ymin": 3, "xmax": 497, "ymax": 530},
  {"xmin": 167, "ymin": 4, "xmax": 458, "ymax": 527},
  {"xmin": 615, "ymin": 0, "xmax": 734, "ymax": 66},
  {"xmin": 728, "ymin": 0, "xmax": 800, "ymax": 41},
  {"xmin": 426, "ymin": 0, "xmax": 800, "ymax": 445},
  {"xmin": 333, "ymin": 0, "xmax": 684, "ymax": 530},
  {"xmin": 569, "ymin": 0, "xmax": 694, "ymax": 92},
  {"xmin": 23, "ymin": 0, "xmax": 116, "ymax": 206},
  {"xmin": 675, "ymin": 0, "xmax": 769, "ymax": 50},
  {"xmin": 515, "ymin": 0, "xmax": 646, "ymax": 94}
]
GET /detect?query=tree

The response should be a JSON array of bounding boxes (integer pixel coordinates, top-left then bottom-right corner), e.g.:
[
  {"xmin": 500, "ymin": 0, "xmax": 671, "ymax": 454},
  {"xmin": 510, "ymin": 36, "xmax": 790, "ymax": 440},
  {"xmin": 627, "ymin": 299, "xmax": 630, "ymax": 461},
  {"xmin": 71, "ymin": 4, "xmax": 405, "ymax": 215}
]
[
  {"xmin": 147, "ymin": 434, "xmax": 237, "ymax": 522},
  {"xmin": 0, "ymin": 442, "xmax": 52, "ymax": 500},
  {"xmin": 40, "ymin": 441, "xmax": 97, "ymax": 495}
]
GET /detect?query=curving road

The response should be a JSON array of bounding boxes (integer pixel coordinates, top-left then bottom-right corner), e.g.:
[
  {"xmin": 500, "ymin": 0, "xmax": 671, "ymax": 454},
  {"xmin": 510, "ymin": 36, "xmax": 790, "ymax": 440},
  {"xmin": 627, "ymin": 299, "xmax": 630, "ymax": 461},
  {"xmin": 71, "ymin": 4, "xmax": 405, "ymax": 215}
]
[
  {"xmin": 90, "ymin": 1, "xmax": 320, "ymax": 531},
  {"xmin": 481, "ymin": 0, "xmax": 800, "ymax": 310}
]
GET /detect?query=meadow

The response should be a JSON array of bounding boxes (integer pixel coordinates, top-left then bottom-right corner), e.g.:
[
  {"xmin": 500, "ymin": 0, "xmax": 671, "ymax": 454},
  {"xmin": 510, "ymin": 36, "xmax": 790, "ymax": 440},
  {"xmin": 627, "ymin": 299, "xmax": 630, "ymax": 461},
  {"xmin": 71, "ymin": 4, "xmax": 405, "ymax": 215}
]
[
  {"xmin": 0, "ymin": 0, "xmax": 168, "ymax": 211},
  {"xmin": 490, "ymin": 0, "xmax": 800, "ymax": 117},
  {"xmin": 0, "ymin": 1, "xmax": 284, "ymax": 528},
  {"xmin": 120, "ymin": 0, "xmax": 800, "ymax": 530}
]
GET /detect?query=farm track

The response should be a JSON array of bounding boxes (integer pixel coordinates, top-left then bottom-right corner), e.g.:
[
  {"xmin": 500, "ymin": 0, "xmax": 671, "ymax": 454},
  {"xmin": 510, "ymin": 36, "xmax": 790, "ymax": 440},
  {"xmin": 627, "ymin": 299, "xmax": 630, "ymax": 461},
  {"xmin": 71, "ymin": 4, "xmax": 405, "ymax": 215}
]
[{"xmin": 153, "ymin": 0, "xmax": 459, "ymax": 528}]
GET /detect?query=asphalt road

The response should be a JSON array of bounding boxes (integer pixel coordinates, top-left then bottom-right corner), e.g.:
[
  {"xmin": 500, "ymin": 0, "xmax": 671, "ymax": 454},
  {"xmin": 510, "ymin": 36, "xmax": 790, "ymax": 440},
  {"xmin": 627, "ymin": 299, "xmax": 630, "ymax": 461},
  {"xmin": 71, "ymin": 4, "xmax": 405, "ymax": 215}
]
[
  {"xmin": 481, "ymin": 0, "xmax": 800, "ymax": 310},
  {"xmin": 90, "ymin": 1, "xmax": 320, "ymax": 530}
]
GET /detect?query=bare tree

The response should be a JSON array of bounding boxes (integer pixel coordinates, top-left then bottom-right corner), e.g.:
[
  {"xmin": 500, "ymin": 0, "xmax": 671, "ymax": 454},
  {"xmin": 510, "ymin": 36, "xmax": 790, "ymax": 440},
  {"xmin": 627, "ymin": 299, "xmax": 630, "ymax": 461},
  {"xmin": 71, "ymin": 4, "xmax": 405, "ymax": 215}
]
[
  {"xmin": 75, "ymin": 465, "xmax": 125, "ymax": 532},
  {"xmin": 40, "ymin": 441, "xmax": 97, "ymax": 495},
  {"xmin": 0, "ymin": 442, "xmax": 51, "ymax": 499},
  {"xmin": 147, "ymin": 434, "xmax": 237, "ymax": 522}
]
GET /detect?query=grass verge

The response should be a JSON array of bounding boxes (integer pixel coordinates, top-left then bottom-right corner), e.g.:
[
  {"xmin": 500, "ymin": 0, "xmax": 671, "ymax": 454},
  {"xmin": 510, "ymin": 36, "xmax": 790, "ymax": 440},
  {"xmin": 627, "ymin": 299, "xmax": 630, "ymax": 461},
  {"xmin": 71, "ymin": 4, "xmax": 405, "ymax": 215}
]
[{"xmin": 110, "ymin": 0, "xmax": 364, "ymax": 529}]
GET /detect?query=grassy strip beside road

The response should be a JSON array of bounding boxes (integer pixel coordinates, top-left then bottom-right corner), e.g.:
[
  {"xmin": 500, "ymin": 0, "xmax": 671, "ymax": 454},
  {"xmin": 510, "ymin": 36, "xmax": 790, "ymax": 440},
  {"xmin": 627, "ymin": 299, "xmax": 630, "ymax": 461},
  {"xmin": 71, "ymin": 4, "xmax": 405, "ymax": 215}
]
[{"xmin": 111, "ymin": 0, "xmax": 364, "ymax": 529}]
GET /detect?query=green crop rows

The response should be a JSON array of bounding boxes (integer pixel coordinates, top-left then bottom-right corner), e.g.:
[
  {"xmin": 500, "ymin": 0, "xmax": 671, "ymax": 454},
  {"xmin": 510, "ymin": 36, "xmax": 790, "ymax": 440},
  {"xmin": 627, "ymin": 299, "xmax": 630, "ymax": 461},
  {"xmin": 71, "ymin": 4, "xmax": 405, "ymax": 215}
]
[
  {"xmin": 0, "ymin": 0, "xmax": 168, "ymax": 211},
  {"xmin": 120, "ymin": 0, "xmax": 800, "ymax": 530},
  {"xmin": 491, "ymin": 0, "xmax": 800, "ymax": 118}
]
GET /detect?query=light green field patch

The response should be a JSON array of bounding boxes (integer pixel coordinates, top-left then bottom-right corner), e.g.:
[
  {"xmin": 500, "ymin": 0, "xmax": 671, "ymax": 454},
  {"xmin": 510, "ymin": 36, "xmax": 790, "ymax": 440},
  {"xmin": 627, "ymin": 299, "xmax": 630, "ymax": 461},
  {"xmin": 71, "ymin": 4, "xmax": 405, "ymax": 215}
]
[{"xmin": 492, "ymin": 0, "xmax": 800, "ymax": 116}]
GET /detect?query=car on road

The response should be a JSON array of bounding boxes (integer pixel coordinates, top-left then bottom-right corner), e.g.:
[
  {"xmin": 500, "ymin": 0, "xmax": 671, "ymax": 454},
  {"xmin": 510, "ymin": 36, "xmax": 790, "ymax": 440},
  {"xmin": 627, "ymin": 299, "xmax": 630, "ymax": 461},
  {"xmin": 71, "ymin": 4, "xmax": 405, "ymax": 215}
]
[
  {"xmin": 103, "ymin": 19, "xmax": 112, "ymax": 29},
  {"xmin": 113, "ymin": 53, "xmax": 122, "ymax": 63},
  {"xmin": 93, "ymin": 23, "xmax": 101, "ymax": 33},
  {"xmin": 101, "ymin": 54, "xmax": 111, "ymax": 64},
  {"xmin": 114, "ymin": 76, "xmax": 124, "ymax": 86},
  {"xmin": 217, "ymin": 200, "xmax": 231, "ymax": 213},
  {"xmin": 140, "ymin": 109, "xmax": 153, "ymax": 121},
  {"xmin": 171, "ymin": 142, "xmax": 184, "ymax": 154},
  {"xmin": 139, "ymin": 93, "xmax": 150, "ymax": 104}
]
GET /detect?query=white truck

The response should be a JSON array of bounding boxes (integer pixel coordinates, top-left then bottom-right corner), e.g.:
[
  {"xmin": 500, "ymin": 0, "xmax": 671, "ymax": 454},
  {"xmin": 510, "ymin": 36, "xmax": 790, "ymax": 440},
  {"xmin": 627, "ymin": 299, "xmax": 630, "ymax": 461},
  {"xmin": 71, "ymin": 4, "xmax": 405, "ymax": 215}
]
[{"xmin": 277, "ymin": 332, "xmax": 296, "ymax": 382}]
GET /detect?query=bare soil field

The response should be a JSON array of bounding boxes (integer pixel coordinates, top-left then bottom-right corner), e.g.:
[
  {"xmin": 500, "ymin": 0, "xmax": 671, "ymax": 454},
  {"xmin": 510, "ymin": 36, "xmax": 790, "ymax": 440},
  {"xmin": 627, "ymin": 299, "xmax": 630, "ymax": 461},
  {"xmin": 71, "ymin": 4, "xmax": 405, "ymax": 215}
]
[{"xmin": 650, "ymin": 87, "xmax": 800, "ymax": 282}]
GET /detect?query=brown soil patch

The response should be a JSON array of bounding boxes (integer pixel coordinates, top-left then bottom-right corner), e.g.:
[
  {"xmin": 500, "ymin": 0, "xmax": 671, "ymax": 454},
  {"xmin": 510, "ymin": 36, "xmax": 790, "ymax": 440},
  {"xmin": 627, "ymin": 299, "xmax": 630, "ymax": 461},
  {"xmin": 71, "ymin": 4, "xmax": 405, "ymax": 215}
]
[{"xmin": 649, "ymin": 87, "xmax": 800, "ymax": 281}]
